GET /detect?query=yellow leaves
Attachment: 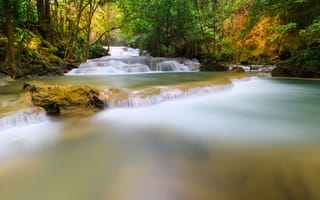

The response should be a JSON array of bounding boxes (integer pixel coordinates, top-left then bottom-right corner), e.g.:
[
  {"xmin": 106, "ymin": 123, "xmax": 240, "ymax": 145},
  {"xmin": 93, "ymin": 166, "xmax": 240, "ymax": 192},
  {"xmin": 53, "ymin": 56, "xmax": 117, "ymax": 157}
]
[{"xmin": 28, "ymin": 37, "xmax": 42, "ymax": 50}]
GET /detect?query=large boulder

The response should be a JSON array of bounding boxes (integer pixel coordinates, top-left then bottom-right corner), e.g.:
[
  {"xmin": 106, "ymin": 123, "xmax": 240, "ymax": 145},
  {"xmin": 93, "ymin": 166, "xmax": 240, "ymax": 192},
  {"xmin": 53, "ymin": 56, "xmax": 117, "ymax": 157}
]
[{"xmin": 23, "ymin": 81, "xmax": 104, "ymax": 115}]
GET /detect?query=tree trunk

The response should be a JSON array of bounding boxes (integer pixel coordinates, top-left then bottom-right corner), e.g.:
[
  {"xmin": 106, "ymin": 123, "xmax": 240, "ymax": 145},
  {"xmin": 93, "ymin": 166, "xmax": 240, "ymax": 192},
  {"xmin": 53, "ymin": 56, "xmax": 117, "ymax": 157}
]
[
  {"xmin": 212, "ymin": 0, "xmax": 218, "ymax": 54},
  {"xmin": 3, "ymin": 0, "xmax": 17, "ymax": 79},
  {"xmin": 37, "ymin": 0, "xmax": 51, "ymax": 39}
]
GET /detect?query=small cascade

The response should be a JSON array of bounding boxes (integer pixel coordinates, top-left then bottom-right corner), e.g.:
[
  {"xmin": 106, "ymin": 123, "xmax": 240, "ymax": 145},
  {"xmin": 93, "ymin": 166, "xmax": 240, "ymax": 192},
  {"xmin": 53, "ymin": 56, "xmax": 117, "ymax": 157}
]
[
  {"xmin": 109, "ymin": 46, "xmax": 140, "ymax": 56},
  {"xmin": 229, "ymin": 64, "xmax": 276, "ymax": 72},
  {"xmin": 66, "ymin": 60, "xmax": 151, "ymax": 75},
  {"xmin": 107, "ymin": 84, "xmax": 232, "ymax": 108},
  {"xmin": 156, "ymin": 61, "xmax": 190, "ymax": 72},
  {"xmin": 0, "ymin": 107, "xmax": 48, "ymax": 130}
]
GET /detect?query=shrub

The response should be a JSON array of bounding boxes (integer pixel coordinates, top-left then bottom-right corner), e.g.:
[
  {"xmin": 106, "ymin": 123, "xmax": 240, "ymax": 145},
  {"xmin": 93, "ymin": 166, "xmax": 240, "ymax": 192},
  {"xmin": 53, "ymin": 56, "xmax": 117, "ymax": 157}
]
[{"xmin": 89, "ymin": 44, "xmax": 106, "ymax": 59}]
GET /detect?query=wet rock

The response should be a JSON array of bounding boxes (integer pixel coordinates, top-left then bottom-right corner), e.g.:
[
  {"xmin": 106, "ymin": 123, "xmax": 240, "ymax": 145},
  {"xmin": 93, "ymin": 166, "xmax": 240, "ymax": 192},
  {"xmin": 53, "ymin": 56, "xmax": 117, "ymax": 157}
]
[
  {"xmin": 23, "ymin": 81, "xmax": 105, "ymax": 115},
  {"xmin": 231, "ymin": 67, "xmax": 245, "ymax": 73},
  {"xmin": 271, "ymin": 66, "xmax": 293, "ymax": 77}
]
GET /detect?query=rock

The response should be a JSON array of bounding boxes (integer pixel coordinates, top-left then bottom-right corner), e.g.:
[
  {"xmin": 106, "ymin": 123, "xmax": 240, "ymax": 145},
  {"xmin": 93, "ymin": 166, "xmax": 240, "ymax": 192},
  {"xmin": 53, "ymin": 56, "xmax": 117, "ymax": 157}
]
[
  {"xmin": 231, "ymin": 67, "xmax": 245, "ymax": 73},
  {"xmin": 23, "ymin": 81, "xmax": 105, "ymax": 115},
  {"xmin": 271, "ymin": 66, "xmax": 293, "ymax": 77}
]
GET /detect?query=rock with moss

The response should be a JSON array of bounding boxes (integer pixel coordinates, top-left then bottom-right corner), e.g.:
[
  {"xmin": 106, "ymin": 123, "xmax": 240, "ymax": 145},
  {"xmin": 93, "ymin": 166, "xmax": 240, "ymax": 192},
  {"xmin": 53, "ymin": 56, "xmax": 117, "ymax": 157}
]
[{"xmin": 23, "ymin": 81, "xmax": 105, "ymax": 115}]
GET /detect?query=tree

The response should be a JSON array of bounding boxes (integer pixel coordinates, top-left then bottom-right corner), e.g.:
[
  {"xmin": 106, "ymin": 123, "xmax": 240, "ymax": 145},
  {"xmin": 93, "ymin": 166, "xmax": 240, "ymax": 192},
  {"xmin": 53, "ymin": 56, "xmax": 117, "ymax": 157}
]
[
  {"xmin": 300, "ymin": 16, "xmax": 320, "ymax": 47},
  {"xmin": 2, "ymin": 0, "xmax": 17, "ymax": 78},
  {"xmin": 36, "ymin": 0, "xmax": 51, "ymax": 39}
]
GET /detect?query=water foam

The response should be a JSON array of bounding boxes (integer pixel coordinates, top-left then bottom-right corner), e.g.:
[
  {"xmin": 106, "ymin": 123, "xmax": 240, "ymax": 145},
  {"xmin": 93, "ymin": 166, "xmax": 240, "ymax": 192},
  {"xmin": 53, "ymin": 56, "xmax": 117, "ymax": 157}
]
[
  {"xmin": 66, "ymin": 60, "xmax": 151, "ymax": 75},
  {"xmin": 107, "ymin": 84, "xmax": 232, "ymax": 108},
  {"xmin": 0, "ymin": 108, "xmax": 48, "ymax": 130},
  {"xmin": 65, "ymin": 47, "xmax": 200, "ymax": 75}
]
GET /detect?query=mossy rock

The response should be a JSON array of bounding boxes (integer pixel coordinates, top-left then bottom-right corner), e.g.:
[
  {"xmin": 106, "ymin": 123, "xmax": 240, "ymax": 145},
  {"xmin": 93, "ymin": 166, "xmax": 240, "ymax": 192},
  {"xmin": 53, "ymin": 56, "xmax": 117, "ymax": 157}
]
[{"xmin": 23, "ymin": 81, "xmax": 104, "ymax": 115}]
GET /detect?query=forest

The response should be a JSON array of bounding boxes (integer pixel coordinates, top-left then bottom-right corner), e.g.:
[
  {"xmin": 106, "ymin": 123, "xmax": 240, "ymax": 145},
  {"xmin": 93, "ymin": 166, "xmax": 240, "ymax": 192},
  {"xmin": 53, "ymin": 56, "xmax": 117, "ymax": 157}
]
[{"xmin": 0, "ymin": 0, "xmax": 320, "ymax": 78}]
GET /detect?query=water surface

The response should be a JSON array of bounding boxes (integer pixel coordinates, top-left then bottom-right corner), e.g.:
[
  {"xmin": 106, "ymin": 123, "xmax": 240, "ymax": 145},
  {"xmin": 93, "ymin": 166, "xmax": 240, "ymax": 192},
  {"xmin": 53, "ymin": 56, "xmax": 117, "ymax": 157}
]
[{"xmin": 1, "ymin": 75, "xmax": 320, "ymax": 200}]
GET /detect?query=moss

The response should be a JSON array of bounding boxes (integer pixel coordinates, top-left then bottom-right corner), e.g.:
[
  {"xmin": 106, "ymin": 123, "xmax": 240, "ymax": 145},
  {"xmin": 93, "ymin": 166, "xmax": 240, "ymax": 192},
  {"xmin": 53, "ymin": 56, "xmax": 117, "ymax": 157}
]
[{"xmin": 23, "ymin": 81, "xmax": 104, "ymax": 115}]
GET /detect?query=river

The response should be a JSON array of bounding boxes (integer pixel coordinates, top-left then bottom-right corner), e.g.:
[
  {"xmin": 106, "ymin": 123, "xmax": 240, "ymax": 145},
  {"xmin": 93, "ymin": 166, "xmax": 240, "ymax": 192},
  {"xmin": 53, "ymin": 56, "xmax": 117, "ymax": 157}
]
[{"xmin": 0, "ymin": 73, "xmax": 320, "ymax": 200}]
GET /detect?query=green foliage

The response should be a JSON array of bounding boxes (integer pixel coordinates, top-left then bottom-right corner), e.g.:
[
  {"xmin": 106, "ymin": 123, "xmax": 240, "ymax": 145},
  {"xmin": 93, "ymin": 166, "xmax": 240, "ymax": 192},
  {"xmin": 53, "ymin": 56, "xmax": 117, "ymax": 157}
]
[
  {"xmin": 200, "ymin": 55, "xmax": 228, "ymax": 71},
  {"xmin": 48, "ymin": 54, "xmax": 63, "ymax": 64},
  {"xmin": 118, "ymin": 0, "xmax": 197, "ymax": 57},
  {"xmin": 240, "ymin": 57, "xmax": 249, "ymax": 65},
  {"xmin": 89, "ymin": 44, "xmax": 106, "ymax": 58},
  {"xmin": 273, "ymin": 46, "xmax": 320, "ymax": 77},
  {"xmin": 300, "ymin": 16, "xmax": 320, "ymax": 45},
  {"xmin": 268, "ymin": 22, "xmax": 297, "ymax": 42},
  {"xmin": 2, "ymin": 0, "xmax": 320, "ymax": 77}
]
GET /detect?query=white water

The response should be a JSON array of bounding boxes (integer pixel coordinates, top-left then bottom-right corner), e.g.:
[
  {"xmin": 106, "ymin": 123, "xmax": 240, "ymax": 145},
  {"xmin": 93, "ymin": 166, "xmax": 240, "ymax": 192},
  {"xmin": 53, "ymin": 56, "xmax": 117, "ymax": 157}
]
[
  {"xmin": 95, "ymin": 77, "xmax": 320, "ymax": 143},
  {"xmin": 66, "ymin": 46, "xmax": 200, "ymax": 75},
  {"xmin": 0, "ymin": 108, "xmax": 60, "ymax": 160},
  {"xmin": 229, "ymin": 64, "xmax": 276, "ymax": 72},
  {"xmin": 1, "ymin": 76, "xmax": 320, "ymax": 200},
  {"xmin": 155, "ymin": 60, "xmax": 190, "ymax": 71},
  {"xmin": 0, "ymin": 120, "xmax": 60, "ymax": 161},
  {"xmin": 108, "ymin": 46, "xmax": 140, "ymax": 56},
  {"xmin": 107, "ymin": 84, "xmax": 232, "ymax": 108},
  {"xmin": 66, "ymin": 60, "xmax": 151, "ymax": 75},
  {"xmin": 0, "ymin": 108, "xmax": 48, "ymax": 130}
]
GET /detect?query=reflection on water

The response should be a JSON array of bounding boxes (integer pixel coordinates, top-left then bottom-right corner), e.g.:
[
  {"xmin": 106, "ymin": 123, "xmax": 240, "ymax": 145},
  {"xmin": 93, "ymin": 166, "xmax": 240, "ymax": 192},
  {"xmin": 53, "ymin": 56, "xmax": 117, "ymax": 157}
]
[{"xmin": 1, "ymin": 77, "xmax": 320, "ymax": 200}]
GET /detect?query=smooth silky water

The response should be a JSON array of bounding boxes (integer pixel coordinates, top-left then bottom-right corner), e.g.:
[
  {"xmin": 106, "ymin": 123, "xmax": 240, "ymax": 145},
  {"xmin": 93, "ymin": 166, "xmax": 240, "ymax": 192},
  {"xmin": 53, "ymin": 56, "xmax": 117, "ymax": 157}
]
[{"xmin": 1, "ymin": 73, "xmax": 320, "ymax": 200}]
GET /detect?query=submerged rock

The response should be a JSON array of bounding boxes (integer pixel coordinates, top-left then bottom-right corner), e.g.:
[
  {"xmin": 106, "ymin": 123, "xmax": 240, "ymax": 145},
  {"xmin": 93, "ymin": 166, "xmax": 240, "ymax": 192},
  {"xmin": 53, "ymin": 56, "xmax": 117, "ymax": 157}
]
[{"xmin": 23, "ymin": 81, "xmax": 104, "ymax": 115}]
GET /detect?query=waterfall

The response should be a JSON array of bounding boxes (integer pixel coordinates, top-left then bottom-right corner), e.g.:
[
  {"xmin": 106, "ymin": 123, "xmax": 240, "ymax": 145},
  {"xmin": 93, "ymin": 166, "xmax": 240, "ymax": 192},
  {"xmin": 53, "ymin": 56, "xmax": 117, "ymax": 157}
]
[
  {"xmin": 0, "ymin": 108, "xmax": 48, "ymax": 130},
  {"xmin": 155, "ymin": 61, "xmax": 190, "ymax": 72},
  {"xmin": 106, "ymin": 84, "xmax": 232, "ymax": 108},
  {"xmin": 66, "ymin": 60, "xmax": 151, "ymax": 75},
  {"xmin": 65, "ymin": 46, "xmax": 200, "ymax": 75}
]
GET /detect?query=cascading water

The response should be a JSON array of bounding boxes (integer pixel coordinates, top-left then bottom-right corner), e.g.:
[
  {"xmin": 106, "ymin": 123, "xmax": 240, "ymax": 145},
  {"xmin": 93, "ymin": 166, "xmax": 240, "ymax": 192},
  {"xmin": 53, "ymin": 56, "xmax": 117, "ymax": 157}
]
[
  {"xmin": 66, "ymin": 60, "xmax": 151, "ymax": 75},
  {"xmin": 65, "ymin": 46, "xmax": 200, "ymax": 75},
  {"xmin": 0, "ymin": 107, "xmax": 48, "ymax": 130},
  {"xmin": 105, "ymin": 84, "xmax": 232, "ymax": 108},
  {"xmin": 155, "ymin": 61, "xmax": 190, "ymax": 71}
]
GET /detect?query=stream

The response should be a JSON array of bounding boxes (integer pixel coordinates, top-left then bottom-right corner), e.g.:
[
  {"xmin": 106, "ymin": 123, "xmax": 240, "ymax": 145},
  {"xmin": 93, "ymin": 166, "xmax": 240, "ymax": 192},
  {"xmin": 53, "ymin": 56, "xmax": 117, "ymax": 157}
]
[{"xmin": 0, "ymin": 69, "xmax": 320, "ymax": 199}]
